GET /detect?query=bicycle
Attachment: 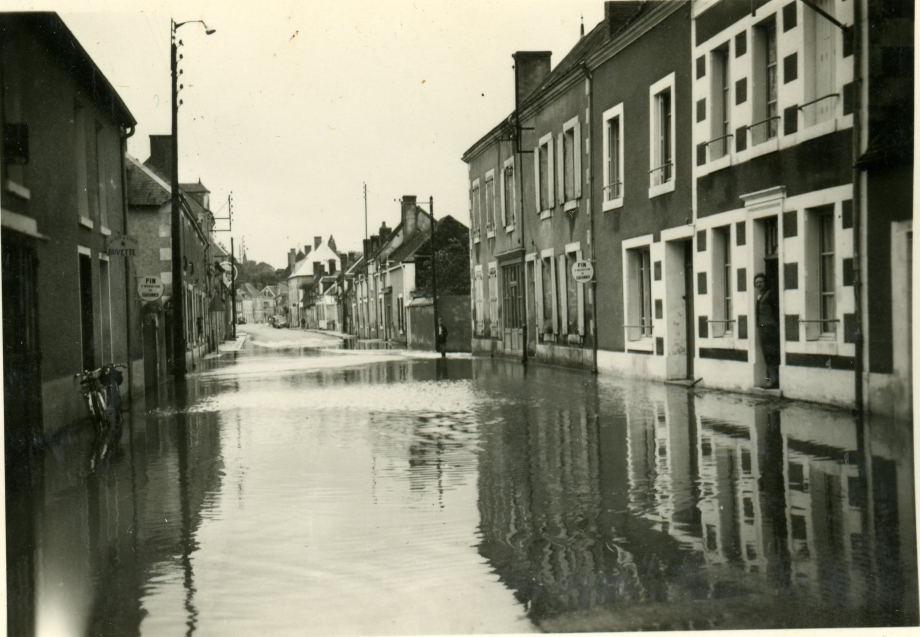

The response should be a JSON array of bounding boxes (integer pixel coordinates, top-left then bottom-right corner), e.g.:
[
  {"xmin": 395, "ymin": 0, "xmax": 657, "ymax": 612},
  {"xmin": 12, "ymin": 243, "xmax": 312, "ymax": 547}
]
[{"xmin": 75, "ymin": 363, "xmax": 126, "ymax": 449}]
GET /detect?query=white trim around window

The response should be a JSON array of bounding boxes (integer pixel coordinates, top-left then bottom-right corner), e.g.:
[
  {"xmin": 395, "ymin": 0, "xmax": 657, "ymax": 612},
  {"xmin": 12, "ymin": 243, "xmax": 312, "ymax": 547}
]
[
  {"xmin": 471, "ymin": 178, "xmax": 481, "ymax": 243},
  {"xmin": 561, "ymin": 115, "xmax": 582, "ymax": 212},
  {"xmin": 534, "ymin": 132, "xmax": 554, "ymax": 219},
  {"xmin": 649, "ymin": 72, "xmax": 676, "ymax": 198},
  {"xmin": 485, "ymin": 169, "xmax": 496, "ymax": 238},
  {"xmin": 602, "ymin": 102, "xmax": 624, "ymax": 212}
]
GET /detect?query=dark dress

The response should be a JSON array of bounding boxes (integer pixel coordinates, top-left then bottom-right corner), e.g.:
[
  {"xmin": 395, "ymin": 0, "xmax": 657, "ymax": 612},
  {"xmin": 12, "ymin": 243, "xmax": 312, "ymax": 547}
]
[
  {"xmin": 756, "ymin": 289, "xmax": 780, "ymax": 367},
  {"xmin": 437, "ymin": 324, "xmax": 448, "ymax": 354}
]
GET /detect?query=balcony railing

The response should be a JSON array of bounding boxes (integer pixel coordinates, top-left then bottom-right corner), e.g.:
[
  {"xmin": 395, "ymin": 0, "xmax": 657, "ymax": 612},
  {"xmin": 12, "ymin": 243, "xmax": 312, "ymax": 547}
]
[
  {"xmin": 748, "ymin": 116, "xmax": 780, "ymax": 146},
  {"xmin": 649, "ymin": 163, "xmax": 673, "ymax": 185},
  {"xmin": 604, "ymin": 181, "xmax": 623, "ymax": 200},
  {"xmin": 799, "ymin": 93, "xmax": 839, "ymax": 128},
  {"xmin": 704, "ymin": 133, "xmax": 733, "ymax": 162}
]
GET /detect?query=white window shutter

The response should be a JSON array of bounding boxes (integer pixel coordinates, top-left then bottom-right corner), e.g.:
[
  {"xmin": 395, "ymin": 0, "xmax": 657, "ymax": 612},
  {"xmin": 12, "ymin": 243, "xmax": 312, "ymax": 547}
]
[
  {"xmin": 533, "ymin": 148, "xmax": 540, "ymax": 212},
  {"xmin": 547, "ymin": 138, "xmax": 555, "ymax": 208},
  {"xmin": 549, "ymin": 256, "xmax": 558, "ymax": 333},
  {"xmin": 574, "ymin": 121, "xmax": 582, "ymax": 199},
  {"xmin": 500, "ymin": 169, "xmax": 507, "ymax": 227},
  {"xmin": 558, "ymin": 254, "xmax": 568, "ymax": 334},
  {"xmin": 556, "ymin": 133, "xmax": 564, "ymax": 206},
  {"xmin": 534, "ymin": 260, "xmax": 544, "ymax": 333},
  {"xmin": 577, "ymin": 250, "xmax": 585, "ymax": 335}
]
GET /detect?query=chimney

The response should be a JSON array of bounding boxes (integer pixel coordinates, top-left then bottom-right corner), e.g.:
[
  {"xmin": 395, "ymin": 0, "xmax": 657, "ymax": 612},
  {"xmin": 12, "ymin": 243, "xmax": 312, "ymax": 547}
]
[
  {"xmin": 363, "ymin": 238, "xmax": 371, "ymax": 260},
  {"xmin": 146, "ymin": 134, "xmax": 173, "ymax": 179},
  {"xmin": 370, "ymin": 235, "xmax": 380, "ymax": 253},
  {"xmin": 288, "ymin": 248, "xmax": 296, "ymax": 272},
  {"xmin": 313, "ymin": 261, "xmax": 324, "ymax": 278},
  {"xmin": 379, "ymin": 222, "xmax": 391, "ymax": 242},
  {"xmin": 605, "ymin": 1, "xmax": 645, "ymax": 35},
  {"xmin": 328, "ymin": 260, "xmax": 336, "ymax": 274},
  {"xmin": 314, "ymin": 236, "xmax": 322, "ymax": 249},
  {"xmin": 401, "ymin": 196, "xmax": 417, "ymax": 236},
  {"xmin": 512, "ymin": 52, "xmax": 552, "ymax": 106}
]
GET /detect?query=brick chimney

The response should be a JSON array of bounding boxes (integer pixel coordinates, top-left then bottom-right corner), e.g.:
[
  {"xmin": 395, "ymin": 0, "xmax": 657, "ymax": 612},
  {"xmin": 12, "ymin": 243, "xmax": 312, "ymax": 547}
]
[
  {"xmin": 313, "ymin": 261, "xmax": 324, "ymax": 278},
  {"xmin": 605, "ymin": 1, "xmax": 645, "ymax": 35},
  {"xmin": 401, "ymin": 196, "xmax": 417, "ymax": 236},
  {"xmin": 379, "ymin": 222, "xmax": 391, "ymax": 243},
  {"xmin": 146, "ymin": 134, "xmax": 172, "ymax": 179},
  {"xmin": 288, "ymin": 248, "xmax": 297, "ymax": 272},
  {"xmin": 314, "ymin": 236, "xmax": 322, "ymax": 249},
  {"xmin": 512, "ymin": 52, "xmax": 552, "ymax": 106}
]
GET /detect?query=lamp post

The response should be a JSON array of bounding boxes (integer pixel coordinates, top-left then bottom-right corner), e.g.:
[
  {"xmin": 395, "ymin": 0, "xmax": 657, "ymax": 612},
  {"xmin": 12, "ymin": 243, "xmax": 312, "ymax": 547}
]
[{"xmin": 170, "ymin": 18, "xmax": 215, "ymax": 378}]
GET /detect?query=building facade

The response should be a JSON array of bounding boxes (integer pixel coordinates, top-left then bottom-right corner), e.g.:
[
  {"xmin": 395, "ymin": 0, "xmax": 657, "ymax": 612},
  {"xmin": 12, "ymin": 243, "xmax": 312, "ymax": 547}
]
[
  {"xmin": 462, "ymin": 0, "xmax": 912, "ymax": 418},
  {"xmin": 2, "ymin": 13, "xmax": 138, "ymax": 445}
]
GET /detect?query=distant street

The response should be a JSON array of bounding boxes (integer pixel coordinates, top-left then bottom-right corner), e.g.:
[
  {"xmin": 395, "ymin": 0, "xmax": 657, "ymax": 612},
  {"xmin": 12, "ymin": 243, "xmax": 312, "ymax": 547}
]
[{"xmin": 238, "ymin": 323, "xmax": 345, "ymax": 348}]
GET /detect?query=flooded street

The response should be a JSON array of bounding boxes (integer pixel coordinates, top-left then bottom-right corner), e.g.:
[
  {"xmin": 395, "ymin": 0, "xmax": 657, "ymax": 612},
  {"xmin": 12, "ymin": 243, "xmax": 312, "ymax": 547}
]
[{"xmin": 11, "ymin": 329, "xmax": 918, "ymax": 635}]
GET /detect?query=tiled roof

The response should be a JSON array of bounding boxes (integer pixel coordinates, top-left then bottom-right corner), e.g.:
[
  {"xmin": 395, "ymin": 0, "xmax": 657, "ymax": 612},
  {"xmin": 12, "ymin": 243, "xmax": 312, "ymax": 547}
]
[
  {"xmin": 126, "ymin": 155, "xmax": 170, "ymax": 206},
  {"xmin": 180, "ymin": 181, "xmax": 210, "ymax": 194}
]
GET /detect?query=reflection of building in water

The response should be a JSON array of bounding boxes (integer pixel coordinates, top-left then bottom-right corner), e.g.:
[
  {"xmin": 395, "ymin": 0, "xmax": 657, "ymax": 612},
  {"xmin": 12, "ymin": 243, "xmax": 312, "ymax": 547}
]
[{"xmin": 477, "ymin": 362, "xmax": 917, "ymax": 628}]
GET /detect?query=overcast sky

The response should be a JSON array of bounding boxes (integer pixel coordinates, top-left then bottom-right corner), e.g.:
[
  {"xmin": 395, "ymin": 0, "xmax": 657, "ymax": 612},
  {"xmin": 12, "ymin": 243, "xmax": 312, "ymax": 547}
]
[{"xmin": 18, "ymin": 0, "xmax": 605, "ymax": 267}]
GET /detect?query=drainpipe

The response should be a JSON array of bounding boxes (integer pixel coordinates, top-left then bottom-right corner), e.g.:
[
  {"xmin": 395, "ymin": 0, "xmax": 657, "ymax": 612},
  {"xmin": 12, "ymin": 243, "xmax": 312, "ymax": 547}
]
[
  {"xmin": 120, "ymin": 123, "xmax": 136, "ymax": 403},
  {"xmin": 511, "ymin": 104, "xmax": 528, "ymax": 364},
  {"xmin": 583, "ymin": 63, "xmax": 599, "ymax": 374},
  {"xmin": 850, "ymin": 0, "xmax": 864, "ymax": 423}
]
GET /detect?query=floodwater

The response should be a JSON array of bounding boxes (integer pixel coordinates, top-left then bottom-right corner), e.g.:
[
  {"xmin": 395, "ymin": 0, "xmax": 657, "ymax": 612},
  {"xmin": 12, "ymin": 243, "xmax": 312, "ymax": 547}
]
[{"xmin": 7, "ymin": 341, "xmax": 918, "ymax": 636}]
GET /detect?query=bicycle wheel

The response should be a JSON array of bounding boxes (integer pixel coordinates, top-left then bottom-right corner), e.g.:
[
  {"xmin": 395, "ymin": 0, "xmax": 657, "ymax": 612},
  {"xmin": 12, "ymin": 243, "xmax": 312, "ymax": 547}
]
[{"xmin": 90, "ymin": 390, "xmax": 109, "ymax": 439}]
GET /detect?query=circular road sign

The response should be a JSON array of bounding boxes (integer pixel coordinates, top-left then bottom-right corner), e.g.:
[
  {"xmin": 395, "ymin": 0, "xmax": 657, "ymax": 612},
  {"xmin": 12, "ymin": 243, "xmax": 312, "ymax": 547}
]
[
  {"xmin": 138, "ymin": 275, "xmax": 165, "ymax": 302},
  {"xmin": 572, "ymin": 260, "xmax": 594, "ymax": 283}
]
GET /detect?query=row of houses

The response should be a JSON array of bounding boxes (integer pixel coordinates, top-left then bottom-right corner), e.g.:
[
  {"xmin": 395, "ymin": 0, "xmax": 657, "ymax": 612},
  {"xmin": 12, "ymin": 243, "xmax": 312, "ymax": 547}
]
[
  {"xmin": 463, "ymin": 0, "xmax": 913, "ymax": 419},
  {"xmin": 2, "ymin": 13, "xmax": 234, "ymax": 452},
  {"xmin": 280, "ymin": 196, "xmax": 472, "ymax": 350},
  {"xmin": 236, "ymin": 282, "xmax": 288, "ymax": 324}
]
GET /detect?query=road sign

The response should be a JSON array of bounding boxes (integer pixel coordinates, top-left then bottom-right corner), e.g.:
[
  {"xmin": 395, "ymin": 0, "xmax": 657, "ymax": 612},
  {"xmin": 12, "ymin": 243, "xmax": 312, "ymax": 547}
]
[
  {"xmin": 220, "ymin": 261, "xmax": 238, "ymax": 288},
  {"xmin": 572, "ymin": 260, "xmax": 594, "ymax": 283},
  {"xmin": 106, "ymin": 234, "xmax": 138, "ymax": 257},
  {"xmin": 137, "ymin": 276, "xmax": 165, "ymax": 302}
]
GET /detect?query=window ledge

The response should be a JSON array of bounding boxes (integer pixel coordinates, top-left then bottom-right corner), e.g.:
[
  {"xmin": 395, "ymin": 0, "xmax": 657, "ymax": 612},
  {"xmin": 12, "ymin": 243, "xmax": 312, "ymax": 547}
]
[
  {"xmin": 4, "ymin": 179, "xmax": 30, "ymax": 200},
  {"xmin": 649, "ymin": 180, "xmax": 675, "ymax": 199},
  {"xmin": 744, "ymin": 137, "xmax": 779, "ymax": 162},
  {"xmin": 564, "ymin": 200, "xmax": 578, "ymax": 212},
  {"xmin": 791, "ymin": 117, "xmax": 838, "ymax": 146},
  {"xmin": 707, "ymin": 153, "xmax": 732, "ymax": 174},
  {"xmin": 625, "ymin": 336, "xmax": 654, "ymax": 351},
  {"xmin": 79, "ymin": 216, "xmax": 94, "ymax": 229},
  {"xmin": 100, "ymin": 226, "xmax": 112, "ymax": 237},
  {"xmin": 486, "ymin": 230, "xmax": 495, "ymax": 239},
  {"xmin": 539, "ymin": 210, "xmax": 552, "ymax": 220},
  {"xmin": 505, "ymin": 223, "xmax": 515, "ymax": 233},
  {"xmin": 603, "ymin": 197, "xmax": 624, "ymax": 212}
]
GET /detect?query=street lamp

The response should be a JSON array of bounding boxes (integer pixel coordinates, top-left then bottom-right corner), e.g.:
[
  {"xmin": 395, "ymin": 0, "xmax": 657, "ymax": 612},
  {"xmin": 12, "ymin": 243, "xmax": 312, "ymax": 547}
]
[{"xmin": 170, "ymin": 18, "xmax": 215, "ymax": 377}]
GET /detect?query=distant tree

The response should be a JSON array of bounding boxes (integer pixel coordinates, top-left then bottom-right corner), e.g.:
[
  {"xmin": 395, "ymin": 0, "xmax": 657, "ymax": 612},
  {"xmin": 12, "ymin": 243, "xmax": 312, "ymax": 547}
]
[
  {"xmin": 236, "ymin": 260, "xmax": 282, "ymax": 290},
  {"xmin": 414, "ymin": 216, "xmax": 470, "ymax": 297}
]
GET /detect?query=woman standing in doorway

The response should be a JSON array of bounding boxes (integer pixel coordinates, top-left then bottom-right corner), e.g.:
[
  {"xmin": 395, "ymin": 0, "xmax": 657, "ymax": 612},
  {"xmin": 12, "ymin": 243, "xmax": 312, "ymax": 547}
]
[{"xmin": 754, "ymin": 273, "xmax": 780, "ymax": 388}]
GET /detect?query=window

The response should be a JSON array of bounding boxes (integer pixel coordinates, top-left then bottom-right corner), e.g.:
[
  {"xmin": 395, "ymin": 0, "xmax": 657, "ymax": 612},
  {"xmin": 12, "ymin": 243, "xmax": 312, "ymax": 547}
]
[
  {"xmin": 75, "ymin": 103, "xmax": 91, "ymax": 225},
  {"xmin": 560, "ymin": 116, "xmax": 582, "ymax": 209},
  {"xmin": 542, "ymin": 256, "xmax": 555, "ymax": 334},
  {"xmin": 649, "ymin": 74, "xmax": 676, "ymax": 196},
  {"xmin": 626, "ymin": 246, "xmax": 652, "ymax": 341},
  {"xmin": 501, "ymin": 263, "xmax": 524, "ymax": 329},
  {"xmin": 470, "ymin": 179, "xmax": 481, "ymax": 241},
  {"xmin": 752, "ymin": 18, "xmax": 779, "ymax": 145},
  {"xmin": 710, "ymin": 45, "xmax": 731, "ymax": 160},
  {"xmin": 602, "ymin": 103, "xmax": 624, "ymax": 210},
  {"xmin": 712, "ymin": 226, "xmax": 733, "ymax": 337},
  {"xmin": 803, "ymin": 0, "xmax": 837, "ymax": 127},
  {"xmin": 484, "ymin": 171, "xmax": 496, "ymax": 236},
  {"xmin": 488, "ymin": 264, "xmax": 499, "ymax": 335},
  {"xmin": 564, "ymin": 246, "xmax": 584, "ymax": 336},
  {"xmin": 95, "ymin": 122, "xmax": 108, "ymax": 230},
  {"xmin": 805, "ymin": 206, "xmax": 836, "ymax": 339},
  {"xmin": 534, "ymin": 133, "xmax": 554, "ymax": 215},
  {"xmin": 501, "ymin": 158, "xmax": 515, "ymax": 228}
]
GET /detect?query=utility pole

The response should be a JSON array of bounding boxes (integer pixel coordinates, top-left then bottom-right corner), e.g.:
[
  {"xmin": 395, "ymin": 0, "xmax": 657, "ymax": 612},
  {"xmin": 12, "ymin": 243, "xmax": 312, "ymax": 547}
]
[
  {"xmin": 364, "ymin": 183, "xmax": 368, "ymax": 338},
  {"xmin": 170, "ymin": 19, "xmax": 186, "ymax": 377},
  {"xmin": 429, "ymin": 196, "xmax": 440, "ymax": 352},
  {"xmin": 231, "ymin": 237, "xmax": 237, "ymax": 340}
]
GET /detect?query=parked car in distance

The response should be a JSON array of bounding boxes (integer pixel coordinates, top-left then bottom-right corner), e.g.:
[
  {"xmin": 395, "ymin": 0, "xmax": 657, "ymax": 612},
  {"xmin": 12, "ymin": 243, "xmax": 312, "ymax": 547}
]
[{"xmin": 272, "ymin": 315, "xmax": 288, "ymax": 329}]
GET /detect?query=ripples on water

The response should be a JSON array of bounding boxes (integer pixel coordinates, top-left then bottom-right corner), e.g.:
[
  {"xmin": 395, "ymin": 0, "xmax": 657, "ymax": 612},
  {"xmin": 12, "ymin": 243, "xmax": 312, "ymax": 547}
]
[{"xmin": 10, "ymin": 347, "xmax": 917, "ymax": 636}]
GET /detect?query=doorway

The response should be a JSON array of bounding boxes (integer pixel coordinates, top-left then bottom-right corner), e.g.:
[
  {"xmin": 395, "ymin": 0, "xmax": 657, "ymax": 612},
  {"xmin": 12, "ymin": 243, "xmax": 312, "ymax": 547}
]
[
  {"xmin": 683, "ymin": 239, "xmax": 695, "ymax": 378},
  {"xmin": 753, "ymin": 216, "xmax": 780, "ymax": 385}
]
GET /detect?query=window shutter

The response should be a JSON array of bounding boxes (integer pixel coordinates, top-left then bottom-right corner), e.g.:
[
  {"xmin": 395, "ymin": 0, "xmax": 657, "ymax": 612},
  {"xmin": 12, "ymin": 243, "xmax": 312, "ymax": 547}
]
[
  {"xmin": 500, "ymin": 168, "xmax": 507, "ymax": 227},
  {"xmin": 547, "ymin": 137, "xmax": 555, "ymax": 208},
  {"xmin": 556, "ymin": 133, "xmax": 564, "ymax": 206},
  {"xmin": 558, "ymin": 255, "xmax": 568, "ymax": 334},
  {"xmin": 627, "ymin": 253, "xmax": 639, "ymax": 341},
  {"xmin": 534, "ymin": 259, "xmax": 544, "ymax": 333},
  {"xmin": 577, "ymin": 250, "xmax": 585, "ymax": 335},
  {"xmin": 549, "ymin": 256, "xmax": 559, "ymax": 333},
  {"xmin": 574, "ymin": 121, "xmax": 582, "ymax": 198},
  {"xmin": 533, "ymin": 148, "xmax": 540, "ymax": 212}
]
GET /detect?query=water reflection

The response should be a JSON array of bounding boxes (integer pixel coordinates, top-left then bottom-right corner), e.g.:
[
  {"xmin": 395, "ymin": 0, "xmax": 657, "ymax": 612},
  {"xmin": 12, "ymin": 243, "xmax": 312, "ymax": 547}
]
[
  {"xmin": 6, "ymin": 351, "xmax": 916, "ymax": 635},
  {"xmin": 475, "ymin": 363, "xmax": 918, "ymax": 631}
]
